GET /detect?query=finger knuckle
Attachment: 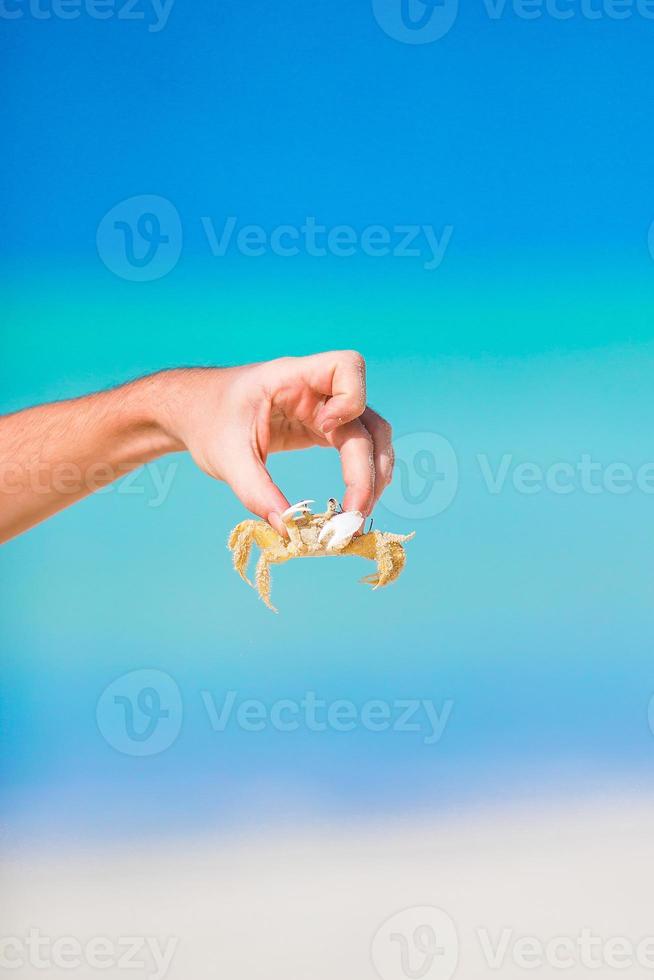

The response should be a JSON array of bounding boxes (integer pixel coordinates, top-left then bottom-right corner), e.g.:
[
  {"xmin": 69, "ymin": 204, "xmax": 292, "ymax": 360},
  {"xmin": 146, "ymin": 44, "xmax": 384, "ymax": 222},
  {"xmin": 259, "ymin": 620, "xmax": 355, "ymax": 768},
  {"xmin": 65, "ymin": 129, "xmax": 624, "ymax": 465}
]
[
  {"xmin": 381, "ymin": 453, "xmax": 395, "ymax": 487},
  {"xmin": 238, "ymin": 489, "xmax": 260, "ymax": 515},
  {"xmin": 344, "ymin": 394, "xmax": 365, "ymax": 419},
  {"xmin": 346, "ymin": 349, "xmax": 366, "ymax": 370}
]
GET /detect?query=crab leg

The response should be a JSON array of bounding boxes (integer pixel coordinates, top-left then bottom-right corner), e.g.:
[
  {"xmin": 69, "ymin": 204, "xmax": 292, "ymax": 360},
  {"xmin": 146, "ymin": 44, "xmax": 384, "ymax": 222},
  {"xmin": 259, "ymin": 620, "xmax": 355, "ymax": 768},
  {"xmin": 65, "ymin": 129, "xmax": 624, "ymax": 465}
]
[
  {"xmin": 359, "ymin": 540, "xmax": 403, "ymax": 588},
  {"xmin": 280, "ymin": 499, "xmax": 315, "ymax": 550},
  {"xmin": 255, "ymin": 553, "xmax": 277, "ymax": 613},
  {"xmin": 227, "ymin": 505, "xmax": 415, "ymax": 611},
  {"xmin": 227, "ymin": 520, "xmax": 259, "ymax": 586},
  {"xmin": 343, "ymin": 530, "xmax": 415, "ymax": 589},
  {"xmin": 227, "ymin": 520, "xmax": 284, "ymax": 590}
]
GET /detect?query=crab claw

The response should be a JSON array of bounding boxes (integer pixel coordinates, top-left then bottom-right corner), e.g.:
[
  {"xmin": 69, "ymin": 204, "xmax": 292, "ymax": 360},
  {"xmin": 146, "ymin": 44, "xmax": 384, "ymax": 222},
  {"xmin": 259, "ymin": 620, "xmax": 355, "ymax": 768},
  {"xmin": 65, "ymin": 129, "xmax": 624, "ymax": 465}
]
[
  {"xmin": 281, "ymin": 500, "xmax": 315, "ymax": 524},
  {"xmin": 318, "ymin": 510, "xmax": 364, "ymax": 550}
]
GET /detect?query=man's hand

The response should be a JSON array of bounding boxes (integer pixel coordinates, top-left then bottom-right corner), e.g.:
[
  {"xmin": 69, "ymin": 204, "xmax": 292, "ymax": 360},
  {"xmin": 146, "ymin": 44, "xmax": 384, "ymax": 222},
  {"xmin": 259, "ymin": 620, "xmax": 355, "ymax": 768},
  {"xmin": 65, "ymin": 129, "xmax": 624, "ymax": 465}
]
[
  {"xmin": 0, "ymin": 352, "xmax": 395, "ymax": 543},
  {"xmin": 158, "ymin": 351, "xmax": 393, "ymax": 535}
]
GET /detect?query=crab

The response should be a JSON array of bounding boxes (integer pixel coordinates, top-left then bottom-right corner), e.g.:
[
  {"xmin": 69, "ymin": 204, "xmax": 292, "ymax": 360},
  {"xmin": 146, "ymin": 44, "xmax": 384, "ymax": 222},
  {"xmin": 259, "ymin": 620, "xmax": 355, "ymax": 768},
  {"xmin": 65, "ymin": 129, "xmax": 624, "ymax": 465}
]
[{"xmin": 228, "ymin": 498, "xmax": 415, "ymax": 612}]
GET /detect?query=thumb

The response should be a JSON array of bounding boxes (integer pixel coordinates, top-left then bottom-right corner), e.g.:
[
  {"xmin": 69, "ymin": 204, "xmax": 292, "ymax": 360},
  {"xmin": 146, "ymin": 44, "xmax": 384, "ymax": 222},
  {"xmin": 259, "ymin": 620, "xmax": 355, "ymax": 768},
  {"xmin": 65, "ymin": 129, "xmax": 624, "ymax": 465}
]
[{"xmin": 225, "ymin": 449, "xmax": 290, "ymax": 537}]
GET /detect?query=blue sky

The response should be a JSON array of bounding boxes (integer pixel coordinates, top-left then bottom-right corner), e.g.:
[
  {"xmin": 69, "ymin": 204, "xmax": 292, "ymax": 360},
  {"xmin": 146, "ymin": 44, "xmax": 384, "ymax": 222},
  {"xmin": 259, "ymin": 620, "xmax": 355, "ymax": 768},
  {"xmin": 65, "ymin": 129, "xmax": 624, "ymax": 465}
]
[{"xmin": 2, "ymin": 0, "xmax": 654, "ymax": 267}]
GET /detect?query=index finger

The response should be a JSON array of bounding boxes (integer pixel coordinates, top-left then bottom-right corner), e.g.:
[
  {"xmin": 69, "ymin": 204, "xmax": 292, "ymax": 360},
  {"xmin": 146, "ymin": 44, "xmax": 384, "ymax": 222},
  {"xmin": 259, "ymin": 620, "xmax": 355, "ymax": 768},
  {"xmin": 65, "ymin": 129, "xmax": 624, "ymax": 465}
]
[
  {"xmin": 360, "ymin": 407, "xmax": 394, "ymax": 509},
  {"xmin": 327, "ymin": 418, "xmax": 375, "ymax": 516},
  {"xmin": 310, "ymin": 350, "xmax": 367, "ymax": 435}
]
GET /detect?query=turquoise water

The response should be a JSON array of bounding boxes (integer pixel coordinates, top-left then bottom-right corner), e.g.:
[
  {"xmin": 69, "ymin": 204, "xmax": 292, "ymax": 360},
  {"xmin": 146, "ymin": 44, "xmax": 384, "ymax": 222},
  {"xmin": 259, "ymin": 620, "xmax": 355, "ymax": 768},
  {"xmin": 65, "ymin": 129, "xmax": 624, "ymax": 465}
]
[
  {"xmin": 3, "ymin": 0, "xmax": 654, "ymax": 844},
  {"xmin": 3, "ymin": 257, "xmax": 654, "ymax": 842}
]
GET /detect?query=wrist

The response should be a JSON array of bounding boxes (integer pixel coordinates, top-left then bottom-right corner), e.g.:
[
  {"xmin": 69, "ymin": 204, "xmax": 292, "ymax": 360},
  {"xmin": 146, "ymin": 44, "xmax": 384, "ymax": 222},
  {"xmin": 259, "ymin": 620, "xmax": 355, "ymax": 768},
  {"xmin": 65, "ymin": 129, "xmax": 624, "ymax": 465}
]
[
  {"xmin": 133, "ymin": 367, "xmax": 232, "ymax": 459},
  {"xmin": 121, "ymin": 371, "xmax": 188, "ymax": 461}
]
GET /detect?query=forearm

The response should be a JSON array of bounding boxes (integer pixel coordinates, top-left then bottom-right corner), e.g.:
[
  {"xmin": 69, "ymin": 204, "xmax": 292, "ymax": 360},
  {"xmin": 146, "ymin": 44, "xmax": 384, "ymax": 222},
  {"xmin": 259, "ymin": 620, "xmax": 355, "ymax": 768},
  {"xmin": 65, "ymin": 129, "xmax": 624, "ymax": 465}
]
[{"xmin": 0, "ymin": 373, "xmax": 183, "ymax": 544}]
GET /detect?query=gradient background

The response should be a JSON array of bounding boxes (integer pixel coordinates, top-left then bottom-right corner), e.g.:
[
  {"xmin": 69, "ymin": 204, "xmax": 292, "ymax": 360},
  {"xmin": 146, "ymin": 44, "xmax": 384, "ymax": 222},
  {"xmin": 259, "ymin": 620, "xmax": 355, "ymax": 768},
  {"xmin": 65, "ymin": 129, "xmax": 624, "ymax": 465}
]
[{"xmin": 2, "ymin": 1, "xmax": 654, "ymax": 977}]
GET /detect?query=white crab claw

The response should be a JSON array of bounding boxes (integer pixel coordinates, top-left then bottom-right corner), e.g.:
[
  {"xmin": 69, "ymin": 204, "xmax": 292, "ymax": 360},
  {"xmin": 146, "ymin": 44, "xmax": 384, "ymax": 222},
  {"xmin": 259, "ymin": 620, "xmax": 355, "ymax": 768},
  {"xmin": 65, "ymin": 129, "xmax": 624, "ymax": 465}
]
[
  {"xmin": 281, "ymin": 500, "xmax": 315, "ymax": 523},
  {"xmin": 318, "ymin": 510, "xmax": 364, "ymax": 549}
]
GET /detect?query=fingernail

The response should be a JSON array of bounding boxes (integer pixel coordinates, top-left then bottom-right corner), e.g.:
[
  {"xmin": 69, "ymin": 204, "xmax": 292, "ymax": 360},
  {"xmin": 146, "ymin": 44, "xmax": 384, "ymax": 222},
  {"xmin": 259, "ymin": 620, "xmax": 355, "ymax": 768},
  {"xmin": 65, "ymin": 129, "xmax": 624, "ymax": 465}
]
[
  {"xmin": 320, "ymin": 417, "xmax": 338, "ymax": 435},
  {"xmin": 268, "ymin": 512, "xmax": 287, "ymax": 537}
]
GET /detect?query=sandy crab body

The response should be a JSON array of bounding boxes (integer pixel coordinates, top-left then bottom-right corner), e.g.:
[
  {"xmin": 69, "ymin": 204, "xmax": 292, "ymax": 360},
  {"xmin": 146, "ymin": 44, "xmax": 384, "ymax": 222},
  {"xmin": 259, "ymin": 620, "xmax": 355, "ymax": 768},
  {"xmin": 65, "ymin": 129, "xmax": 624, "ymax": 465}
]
[{"xmin": 228, "ymin": 499, "xmax": 415, "ymax": 612}]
